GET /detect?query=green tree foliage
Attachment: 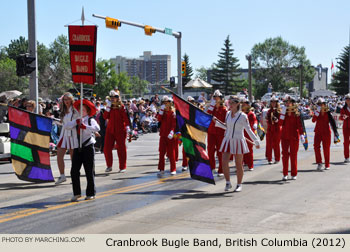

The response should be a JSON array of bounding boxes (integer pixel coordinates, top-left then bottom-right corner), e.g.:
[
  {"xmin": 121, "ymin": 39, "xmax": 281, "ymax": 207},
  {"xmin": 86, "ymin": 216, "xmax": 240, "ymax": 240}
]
[
  {"xmin": 250, "ymin": 36, "xmax": 314, "ymax": 98},
  {"xmin": 182, "ymin": 53, "xmax": 193, "ymax": 87},
  {"xmin": 195, "ymin": 66, "xmax": 208, "ymax": 81},
  {"xmin": 6, "ymin": 36, "xmax": 28, "ymax": 60},
  {"xmin": 130, "ymin": 76, "xmax": 148, "ymax": 97},
  {"xmin": 211, "ymin": 35, "xmax": 241, "ymax": 95},
  {"xmin": 330, "ymin": 45, "xmax": 349, "ymax": 95},
  {"xmin": 93, "ymin": 59, "xmax": 132, "ymax": 99},
  {"xmin": 0, "ymin": 58, "xmax": 28, "ymax": 92}
]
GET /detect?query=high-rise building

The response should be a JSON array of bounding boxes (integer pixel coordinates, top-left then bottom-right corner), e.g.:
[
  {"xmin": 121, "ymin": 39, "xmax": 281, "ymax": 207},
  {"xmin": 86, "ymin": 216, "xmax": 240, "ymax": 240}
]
[{"xmin": 111, "ymin": 51, "xmax": 171, "ymax": 84}]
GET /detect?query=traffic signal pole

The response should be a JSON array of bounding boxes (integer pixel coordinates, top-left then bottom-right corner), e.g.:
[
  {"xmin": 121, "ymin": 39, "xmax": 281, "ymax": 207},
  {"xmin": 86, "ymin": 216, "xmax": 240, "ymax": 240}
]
[
  {"xmin": 27, "ymin": 0, "xmax": 38, "ymax": 113},
  {"xmin": 92, "ymin": 14, "xmax": 183, "ymax": 97}
]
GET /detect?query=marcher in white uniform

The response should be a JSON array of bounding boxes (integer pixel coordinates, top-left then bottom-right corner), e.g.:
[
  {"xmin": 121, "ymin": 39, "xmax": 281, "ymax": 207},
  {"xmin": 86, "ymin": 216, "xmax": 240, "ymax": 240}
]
[
  {"xmin": 55, "ymin": 92, "xmax": 79, "ymax": 184},
  {"xmin": 215, "ymin": 96, "xmax": 260, "ymax": 192}
]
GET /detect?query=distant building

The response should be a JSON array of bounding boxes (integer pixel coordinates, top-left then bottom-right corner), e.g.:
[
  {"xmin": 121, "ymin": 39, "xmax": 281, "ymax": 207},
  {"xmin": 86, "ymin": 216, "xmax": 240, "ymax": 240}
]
[{"xmin": 111, "ymin": 51, "xmax": 171, "ymax": 84}]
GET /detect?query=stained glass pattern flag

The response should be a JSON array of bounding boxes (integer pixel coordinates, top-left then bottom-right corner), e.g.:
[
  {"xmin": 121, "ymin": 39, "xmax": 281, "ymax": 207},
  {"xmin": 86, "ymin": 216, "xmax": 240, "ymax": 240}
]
[
  {"xmin": 8, "ymin": 106, "xmax": 54, "ymax": 183},
  {"xmin": 172, "ymin": 92, "xmax": 215, "ymax": 185}
]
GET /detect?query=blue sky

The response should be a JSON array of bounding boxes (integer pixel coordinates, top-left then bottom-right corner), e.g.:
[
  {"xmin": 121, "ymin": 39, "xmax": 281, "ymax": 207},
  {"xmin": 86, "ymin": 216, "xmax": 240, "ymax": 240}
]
[{"xmin": 1, "ymin": 0, "xmax": 349, "ymax": 79}]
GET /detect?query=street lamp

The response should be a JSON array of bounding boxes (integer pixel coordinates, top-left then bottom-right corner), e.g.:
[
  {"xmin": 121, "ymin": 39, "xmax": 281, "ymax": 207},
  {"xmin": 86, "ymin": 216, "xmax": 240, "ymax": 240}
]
[{"xmin": 245, "ymin": 54, "xmax": 252, "ymax": 102}]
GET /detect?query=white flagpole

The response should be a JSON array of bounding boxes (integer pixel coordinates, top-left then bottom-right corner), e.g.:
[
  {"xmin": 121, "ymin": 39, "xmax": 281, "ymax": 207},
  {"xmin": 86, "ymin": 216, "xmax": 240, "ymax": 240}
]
[{"xmin": 79, "ymin": 6, "xmax": 84, "ymax": 150}]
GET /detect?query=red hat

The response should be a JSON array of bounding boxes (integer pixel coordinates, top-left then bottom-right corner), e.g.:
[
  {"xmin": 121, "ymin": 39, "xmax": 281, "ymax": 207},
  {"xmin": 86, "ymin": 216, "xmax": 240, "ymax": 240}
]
[{"xmin": 73, "ymin": 99, "xmax": 97, "ymax": 117}]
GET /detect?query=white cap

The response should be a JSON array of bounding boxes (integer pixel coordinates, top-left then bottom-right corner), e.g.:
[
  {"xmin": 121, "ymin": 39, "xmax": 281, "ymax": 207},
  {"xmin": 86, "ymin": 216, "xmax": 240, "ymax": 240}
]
[
  {"xmin": 316, "ymin": 97, "xmax": 325, "ymax": 104},
  {"xmin": 109, "ymin": 90, "xmax": 119, "ymax": 97},
  {"xmin": 345, "ymin": 94, "xmax": 350, "ymax": 99},
  {"xmin": 53, "ymin": 105, "xmax": 59, "ymax": 111},
  {"xmin": 270, "ymin": 96, "xmax": 278, "ymax": 102},
  {"xmin": 187, "ymin": 96, "xmax": 195, "ymax": 102},
  {"xmin": 162, "ymin": 95, "xmax": 170, "ymax": 102},
  {"xmin": 213, "ymin": 89, "xmax": 223, "ymax": 97}
]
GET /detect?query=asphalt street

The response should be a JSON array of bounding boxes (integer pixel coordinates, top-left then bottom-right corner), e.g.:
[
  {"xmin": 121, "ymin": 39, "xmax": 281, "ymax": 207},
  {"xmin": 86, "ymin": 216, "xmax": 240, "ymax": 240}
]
[{"xmin": 0, "ymin": 120, "xmax": 349, "ymax": 234}]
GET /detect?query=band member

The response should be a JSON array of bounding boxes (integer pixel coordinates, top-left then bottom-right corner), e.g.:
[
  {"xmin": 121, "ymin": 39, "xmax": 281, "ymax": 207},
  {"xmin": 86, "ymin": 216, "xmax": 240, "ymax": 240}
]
[
  {"xmin": 216, "ymin": 96, "xmax": 260, "ymax": 192},
  {"xmin": 340, "ymin": 94, "xmax": 350, "ymax": 163},
  {"xmin": 266, "ymin": 96, "xmax": 281, "ymax": 164},
  {"xmin": 312, "ymin": 98, "xmax": 331, "ymax": 170},
  {"xmin": 66, "ymin": 99, "xmax": 100, "ymax": 202},
  {"xmin": 157, "ymin": 96, "xmax": 176, "ymax": 177},
  {"xmin": 206, "ymin": 90, "xmax": 227, "ymax": 176},
  {"xmin": 279, "ymin": 95, "xmax": 304, "ymax": 181},
  {"xmin": 104, "ymin": 90, "xmax": 130, "ymax": 173},
  {"xmin": 241, "ymin": 98, "xmax": 258, "ymax": 171}
]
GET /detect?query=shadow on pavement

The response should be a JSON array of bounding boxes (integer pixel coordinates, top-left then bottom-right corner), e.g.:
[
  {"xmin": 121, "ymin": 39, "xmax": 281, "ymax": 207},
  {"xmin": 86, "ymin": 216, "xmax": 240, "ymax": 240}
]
[
  {"xmin": 128, "ymin": 163, "xmax": 158, "ymax": 168},
  {"xmin": 0, "ymin": 200, "xmax": 70, "ymax": 212},
  {"xmin": 171, "ymin": 191, "xmax": 234, "ymax": 200},
  {"xmin": 243, "ymin": 180, "xmax": 285, "ymax": 185},
  {"xmin": 121, "ymin": 189, "xmax": 203, "ymax": 196},
  {"xmin": 0, "ymin": 183, "xmax": 56, "ymax": 191},
  {"xmin": 112, "ymin": 176, "xmax": 142, "ymax": 181},
  {"xmin": 329, "ymin": 162, "xmax": 348, "ymax": 166},
  {"xmin": 0, "ymin": 172, "xmax": 15, "ymax": 176},
  {"xmin": 324, "ymin": 228, "xmax": 350, "ymax": 234},
  {"xmin": 298, "ymin": 169, "xmax": 322, "ymax": 173}
]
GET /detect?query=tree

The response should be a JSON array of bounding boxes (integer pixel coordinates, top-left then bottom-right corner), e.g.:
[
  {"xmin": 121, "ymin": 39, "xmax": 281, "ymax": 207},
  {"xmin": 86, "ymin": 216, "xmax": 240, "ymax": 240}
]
[
  {"xmin": 250, "ymin": 36, "xmax": 314, "ymax": 98},
  {"xmin": 41, "ymin": 35, "xmax": 72, "ymax": 98},
  {"xmin": 130, "ymin": 76, "xmax": 148, "ymax": 97},
  {"xmin": 195, "ymin": 66, "xmax": 208, "ymax": 81},
  {"xmin": 182, "ymin": 53, "xmax": 193, "ymax": 87},
  {"xmin": 330, "ymin": 45, "xmax": 349, "ymax": 95},
  {"xmin": 211, "ymin": 35, "xmax": 241, "ymax": 95},
  {"xmin": 6, "ymin": 36, "xmax": 28, "ymax": 60},
  {"xmin": 0, "ymin": 57, "xmax": 28, "ymax": 93},
  {"xmin": 93, "ymin": 59, "xmax": 132, "ymax": 99}
]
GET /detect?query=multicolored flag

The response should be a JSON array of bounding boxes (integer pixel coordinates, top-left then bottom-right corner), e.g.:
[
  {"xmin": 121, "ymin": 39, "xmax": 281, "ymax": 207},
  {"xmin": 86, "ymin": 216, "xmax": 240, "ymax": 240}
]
[
  {"xmin": 172, "ymin": 92, "xmax": 215, "ymax": 185},
  {"xmin": 8, "ymin": 106, "xmax": 54, "ymax": 183}
]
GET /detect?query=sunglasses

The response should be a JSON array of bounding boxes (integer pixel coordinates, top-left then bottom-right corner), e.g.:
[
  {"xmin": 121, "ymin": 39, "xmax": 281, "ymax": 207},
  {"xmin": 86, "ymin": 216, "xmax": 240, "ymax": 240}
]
[{"xmin": 229, "ymin": 100, "xmax": 239, "ymax": 104}]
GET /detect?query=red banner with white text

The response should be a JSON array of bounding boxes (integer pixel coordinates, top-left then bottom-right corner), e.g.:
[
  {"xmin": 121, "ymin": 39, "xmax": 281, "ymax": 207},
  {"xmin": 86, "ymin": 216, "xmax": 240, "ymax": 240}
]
[{"xmin": 68, "ymin": 25, "xmax": 97, "ymax": 85}]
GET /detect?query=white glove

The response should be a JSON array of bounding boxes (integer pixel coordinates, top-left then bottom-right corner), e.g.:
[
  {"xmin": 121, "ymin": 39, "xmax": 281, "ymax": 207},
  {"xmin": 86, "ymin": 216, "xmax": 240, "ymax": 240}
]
[
  {"xmin": 126, "ymin": 126, "xmax": 131, "ymax": 134},
  {"xmin": 168, "ymin": 130, "xmax": 174, "ymax": 139},
  {"xmin": 159, "ymin": 104, "xmax": 165, "ymax": 115},
  {"xmin": 300, "ymin": 135, "xmax": 305, "ymax": 144},
  {"xmin": 254, "ymin": 140, "xmax": 260, "ymax": 148},
  {"xmin": 253, "ymin": 124, "xmax": 258, "ymax": 130},
  {"xmin": 314, "ymin": 106, "xmax": 321, "ymax": 117},
  {"xmin": 281, "ymin": 106, "xmax": 287, "ymax": 115},
  {"xmin": 208, "ymin": 99, "xmax": 216, "ymax": 111},
  {"xmin": 105, "ymin": 106, "xmax": 111, "ymax": 112}
]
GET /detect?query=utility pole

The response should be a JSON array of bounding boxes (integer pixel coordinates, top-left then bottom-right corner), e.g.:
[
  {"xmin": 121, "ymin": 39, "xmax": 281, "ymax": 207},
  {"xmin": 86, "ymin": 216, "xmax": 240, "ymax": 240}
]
[
  {"xmin": 27, "ymin": 0, "xmax": 38, "ymax": 113},
  {"xmin": 246, "ymin": 54, "xmax": 252, "ymax": 101}
]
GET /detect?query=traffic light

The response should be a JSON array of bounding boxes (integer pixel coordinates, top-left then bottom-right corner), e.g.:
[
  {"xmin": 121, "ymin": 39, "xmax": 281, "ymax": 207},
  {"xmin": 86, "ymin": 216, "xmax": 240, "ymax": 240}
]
[
  {"xmin": 144, "ymin": 25, "xmax": 156, "ymax": 36},
  {"xmin": 16, "ymin": 54, "xmax": 35, "ymax": 76},
  {"xmin": 105, "ymin": 17, "xmax": 121, "ymax": 30},
  {"xmin": 181, "ymin": 61, "xmax": 186, "ymax": 77},
  {"xmin": 170, "ymin": 77, "xmax": 175, "ymax": 88}
]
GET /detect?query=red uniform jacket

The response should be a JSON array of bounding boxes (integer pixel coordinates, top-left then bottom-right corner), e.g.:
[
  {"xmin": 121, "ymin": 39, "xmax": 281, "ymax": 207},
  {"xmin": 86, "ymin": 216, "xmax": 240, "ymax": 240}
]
[
  {"xmin": 157, "ymin": 110, "xmax": 176, "ymax": 137},
  {"xmin": 244, "ymin": 111, "xmax": 258, "ymax": 140},
  {"xmin": 103, "ymin": 105, "xmax": 130, "ymax": 136},
  {"xmin": 340, "ymin": 107, "xmax": 350, "ymax": 129},
  {"xmin": 266, "ymin": 108, "xmax": 281, "ymax": 134},
  {"xmin": 312, "ymin": 112, "xmax": 331, "ymax": 135},
  {"xmin": 279, "ymin": 113, "xmax": 303, "ymax": 141},
  {"xmin": 207, "ymin": 105, "xmax": 227, "ymax": 135}
]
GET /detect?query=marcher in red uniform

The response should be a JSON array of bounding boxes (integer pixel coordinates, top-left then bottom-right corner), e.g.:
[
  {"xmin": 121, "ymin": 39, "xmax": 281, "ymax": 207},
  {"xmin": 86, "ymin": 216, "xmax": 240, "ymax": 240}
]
[
  {"xmin": 157, "ymin": 96, "xmax": 177, "ymax": 177},
  {"xmin": 340, "ymin": 94, "xmax": 350, "ymax": 163},
  {"xmin": 206, "ymin": 90, "xmax": 227, "ymax": 177},
  {"xmin": 279, "ymin": 95, "xmax": 304, "ymax": 181},
  {"xmin": 241, "ymin": 99, "xmax": 258, "ymax": 171},
  {"xmin": 104, "ymin": 90, "xmax": 130, "ymax": 173},
  {"xmin": 312, "ymin": 98, "xmax": 331, "ymax": 170},
  {"xmin": 266, "ymin": 96, "xmax": 281, "ymax": 164}
]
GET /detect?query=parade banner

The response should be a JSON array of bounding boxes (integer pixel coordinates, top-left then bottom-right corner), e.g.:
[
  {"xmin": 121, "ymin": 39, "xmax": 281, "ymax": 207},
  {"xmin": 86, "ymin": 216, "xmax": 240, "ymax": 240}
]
[
  {"xmin": 171, "ymin": 91, "xmax": 215, "ymax": 185},
  {"xmin": 8, "ymin": 106, "xmax": 54, "ymax": 183},
  {"xmin": 68, "ymin": 25, "xmax": 97, "ymax": 85}
]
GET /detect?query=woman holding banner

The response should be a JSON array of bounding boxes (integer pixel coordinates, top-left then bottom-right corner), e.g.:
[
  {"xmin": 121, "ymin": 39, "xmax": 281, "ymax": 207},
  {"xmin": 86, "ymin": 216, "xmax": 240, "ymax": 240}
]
[{"xmin": 215, "ymin": 96, "xmax": 260, "ymax": 192}]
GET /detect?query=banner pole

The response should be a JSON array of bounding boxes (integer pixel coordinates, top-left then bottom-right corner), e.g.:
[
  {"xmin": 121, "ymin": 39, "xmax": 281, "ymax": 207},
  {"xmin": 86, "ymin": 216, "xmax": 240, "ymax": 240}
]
[{"xmin": 80, "ymin": 82, "xmax": 83, "ymax": 149}]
